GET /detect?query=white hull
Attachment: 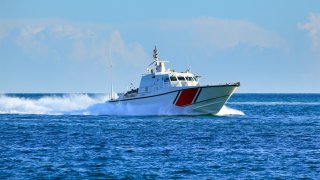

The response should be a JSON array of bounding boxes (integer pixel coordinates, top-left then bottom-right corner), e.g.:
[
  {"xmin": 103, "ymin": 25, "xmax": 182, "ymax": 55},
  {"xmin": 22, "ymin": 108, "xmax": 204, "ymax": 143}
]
[{"xmin": 109, "ymin": 83, "xmax": 239, "ymax": 115}]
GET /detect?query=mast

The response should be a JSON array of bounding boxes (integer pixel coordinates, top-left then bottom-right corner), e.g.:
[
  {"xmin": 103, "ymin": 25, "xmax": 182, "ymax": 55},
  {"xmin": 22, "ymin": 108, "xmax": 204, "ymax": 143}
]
[
  {"xmin": 110, "ymin": 63, "xmax": 114, "ymax": 100},
  {"xmin": 153, "ymin": 46, "xmax": 166, "ymax": 73},
  {"xmin": 109, "ymin": 45, "xmax": 115, "ymax": 100},
  {"xmin": 153, "ymin": 46, "xmax": 159, "ymax": 62}
]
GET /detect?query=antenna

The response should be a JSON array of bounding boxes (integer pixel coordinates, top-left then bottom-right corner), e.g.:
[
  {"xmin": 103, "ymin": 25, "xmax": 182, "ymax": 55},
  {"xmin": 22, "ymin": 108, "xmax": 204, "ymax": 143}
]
[
  {"xmin": 109, "ymin": 45, "xmax": 115, "ymax": 100},
  {"xmin": 187, "ymin": 55, "xmax": 191, "ymax": 72}
]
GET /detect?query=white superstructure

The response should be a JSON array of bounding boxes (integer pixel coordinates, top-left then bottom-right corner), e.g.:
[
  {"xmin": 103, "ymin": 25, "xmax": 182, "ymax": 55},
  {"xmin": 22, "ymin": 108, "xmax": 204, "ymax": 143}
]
[{"xmin": 109, "ymin": 46, "xmax": 240, "ymax": 115}]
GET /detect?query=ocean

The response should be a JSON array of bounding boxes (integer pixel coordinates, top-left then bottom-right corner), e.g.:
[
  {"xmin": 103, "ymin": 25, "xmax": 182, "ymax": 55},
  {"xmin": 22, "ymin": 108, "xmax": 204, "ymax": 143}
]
[{"xmin": 0, "ymin": 93, "xmax": 319, "ymax": 179}]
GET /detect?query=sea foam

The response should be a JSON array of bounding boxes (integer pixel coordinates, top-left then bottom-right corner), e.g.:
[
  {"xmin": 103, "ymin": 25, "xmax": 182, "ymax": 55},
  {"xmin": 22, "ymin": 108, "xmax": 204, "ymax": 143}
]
[
  {"xmin": 0, "ymin": 94, "xmax": 244, "ymax": 116},
  {"xmin": 216, "ymin": 105, "xmax": 245, "ymax": 116},
  {"xmin": 0, "ymin": 94, "xmax": 107, "ymax": 115}
]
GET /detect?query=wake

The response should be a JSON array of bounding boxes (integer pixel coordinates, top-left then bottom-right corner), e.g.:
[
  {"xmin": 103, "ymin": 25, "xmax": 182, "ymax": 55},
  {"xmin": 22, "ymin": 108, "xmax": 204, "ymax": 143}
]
[
  {"xmin": 0, "ymin": 94, "xmax": 107, "ymax": 115},
  {"xmin": 0, "ymin": 94, "xmax": 244, "ymax": 116}
]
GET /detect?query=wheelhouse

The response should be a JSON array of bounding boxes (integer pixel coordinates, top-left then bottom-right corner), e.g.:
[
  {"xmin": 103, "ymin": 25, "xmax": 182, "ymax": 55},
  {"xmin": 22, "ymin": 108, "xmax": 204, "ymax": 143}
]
[{"xmin": 121, "ymin": 46, "xmax": 200, "ymax": 97}]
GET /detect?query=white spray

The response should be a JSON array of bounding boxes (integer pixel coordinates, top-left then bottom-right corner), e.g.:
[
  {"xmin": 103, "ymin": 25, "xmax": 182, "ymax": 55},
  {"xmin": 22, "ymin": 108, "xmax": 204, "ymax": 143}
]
[{"xmin": 0, "ymin": 94, "xmax": 244, "ymax": 116}]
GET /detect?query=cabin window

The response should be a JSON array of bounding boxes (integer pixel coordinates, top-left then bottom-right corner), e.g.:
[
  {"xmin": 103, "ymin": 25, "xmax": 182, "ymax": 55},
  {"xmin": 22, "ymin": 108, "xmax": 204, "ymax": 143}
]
[
  {"xmin": 186, "ymin": 76, "xmax": 194, "ymax": 81},
  {"xmin": 177, "ymin": 76, "xmax": 186, "ymax": 81},
  {"xmin": 170, "ymin": 76, "xmax": 177, "ymax": 81},
  {"xmin": 164, "ymin": 77, "xmax": 170, "ymax": 82}
]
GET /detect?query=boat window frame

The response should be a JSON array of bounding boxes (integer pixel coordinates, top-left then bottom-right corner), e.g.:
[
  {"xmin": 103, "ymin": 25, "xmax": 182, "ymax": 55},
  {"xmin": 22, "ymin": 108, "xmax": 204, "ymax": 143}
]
[
  {"xmin": 186, "ymin": 76, "xmax": 194, "ymax": 81},
  {"xmin": 170, "ymin": 76, "xmax": 178, "ymax": 81},
  {"xmin": 177, "ymin": 76, "xmax": 186, "ymax": 81}
]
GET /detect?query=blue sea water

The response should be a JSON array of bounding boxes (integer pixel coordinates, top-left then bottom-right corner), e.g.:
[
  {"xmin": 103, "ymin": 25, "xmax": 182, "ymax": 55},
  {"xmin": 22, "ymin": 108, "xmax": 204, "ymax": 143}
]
[{"xmin": 0, "ymin": 93, "xmax": 319, "ymax": 179}]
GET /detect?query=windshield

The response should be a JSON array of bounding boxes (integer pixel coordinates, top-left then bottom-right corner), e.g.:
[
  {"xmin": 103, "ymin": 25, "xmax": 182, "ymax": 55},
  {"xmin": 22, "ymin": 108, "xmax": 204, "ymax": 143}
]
[
  {"xmin": 170, "ymin": 76, "xmax": 177, "ymax": 81},
  {"xmin": 186, "ymin": 76, "xmax": 194, "ymax": 81},
  {"xmin": 177, "ymin": 76, "xmax": 186, "ymax": 81}
]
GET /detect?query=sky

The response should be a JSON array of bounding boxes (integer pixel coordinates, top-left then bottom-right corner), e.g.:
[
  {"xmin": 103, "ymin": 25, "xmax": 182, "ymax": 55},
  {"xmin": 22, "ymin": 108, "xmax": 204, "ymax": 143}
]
[{"xmin": 0, "ymin": 0, "xmax": 320, "ymax": 93}]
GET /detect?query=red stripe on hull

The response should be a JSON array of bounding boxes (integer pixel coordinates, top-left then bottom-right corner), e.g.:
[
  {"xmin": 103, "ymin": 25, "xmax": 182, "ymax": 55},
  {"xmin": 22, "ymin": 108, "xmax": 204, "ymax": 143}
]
[{"xmin": 175, "ymin": 88, "xmax": 198, "ymax": 106}]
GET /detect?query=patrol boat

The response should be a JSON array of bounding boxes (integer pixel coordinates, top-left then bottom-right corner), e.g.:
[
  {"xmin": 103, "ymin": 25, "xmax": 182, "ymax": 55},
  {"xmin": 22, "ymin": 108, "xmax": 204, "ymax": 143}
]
[{"xmin": 108, "ymin": 46, "xmax": 240, "ymax": 115}]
